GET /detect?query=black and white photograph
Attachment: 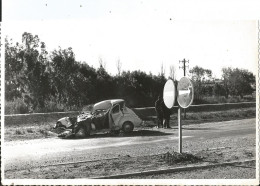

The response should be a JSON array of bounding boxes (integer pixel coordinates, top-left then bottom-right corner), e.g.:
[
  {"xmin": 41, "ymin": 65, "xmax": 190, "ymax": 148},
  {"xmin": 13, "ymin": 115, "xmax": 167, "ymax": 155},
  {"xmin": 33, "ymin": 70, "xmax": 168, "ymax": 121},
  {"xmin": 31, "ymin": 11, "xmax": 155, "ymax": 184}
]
[{"xmin": 1, "ymin": 0, "xmax": 259, "ymax": 185}]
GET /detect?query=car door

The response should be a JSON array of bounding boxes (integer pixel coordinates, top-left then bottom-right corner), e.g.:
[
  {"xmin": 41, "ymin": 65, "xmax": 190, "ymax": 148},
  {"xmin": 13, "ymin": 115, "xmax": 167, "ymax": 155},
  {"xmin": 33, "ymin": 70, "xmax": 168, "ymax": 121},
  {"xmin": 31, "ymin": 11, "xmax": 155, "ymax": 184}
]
[{"xmin": 110, "ymin": 104, "xmax": 123, "ymax": 127}]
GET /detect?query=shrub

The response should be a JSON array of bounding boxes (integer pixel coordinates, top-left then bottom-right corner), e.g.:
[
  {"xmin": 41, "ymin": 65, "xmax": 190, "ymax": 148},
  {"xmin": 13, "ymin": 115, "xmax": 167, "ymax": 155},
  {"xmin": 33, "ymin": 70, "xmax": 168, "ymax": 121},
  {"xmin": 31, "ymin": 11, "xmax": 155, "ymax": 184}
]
[
  {"xmin": 26, "ymin": 128, "xmax": 34, "ymax": 133},
  {"xmin": 15, "ymin": 129, "xmax": 25, "ymax": 135},
  {"xmin": 34, "ymin": 100, "xmax": 66, "ymax": 113},
  {"xmin": 5, "ymin": 99, "xmax": 29, "ymax": 114}
]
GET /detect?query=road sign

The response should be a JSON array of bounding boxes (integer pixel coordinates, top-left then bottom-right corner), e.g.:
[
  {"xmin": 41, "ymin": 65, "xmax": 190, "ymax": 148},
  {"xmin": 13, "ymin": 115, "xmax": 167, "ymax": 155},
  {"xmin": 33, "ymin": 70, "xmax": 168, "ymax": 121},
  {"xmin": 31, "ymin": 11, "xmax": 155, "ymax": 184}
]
[
  {"xmin": 177, "ymin": 77, "xmax": 194, "ymax": 109},
  {"xmin": 163, "ymin": 79, "xmax": 176, "ymax": 109}
]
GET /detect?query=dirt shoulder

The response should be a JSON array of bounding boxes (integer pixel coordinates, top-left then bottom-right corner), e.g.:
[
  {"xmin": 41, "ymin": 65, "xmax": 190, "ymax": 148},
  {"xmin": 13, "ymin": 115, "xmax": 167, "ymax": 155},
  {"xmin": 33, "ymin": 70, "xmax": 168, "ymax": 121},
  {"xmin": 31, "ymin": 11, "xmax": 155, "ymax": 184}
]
[
  {"xmin": 5, "ymin": 146, "xmax": 255, "ymax": 179},
  {"xmin": 127, "ymin": 161, "xmax": 256, "ymax": 179}
]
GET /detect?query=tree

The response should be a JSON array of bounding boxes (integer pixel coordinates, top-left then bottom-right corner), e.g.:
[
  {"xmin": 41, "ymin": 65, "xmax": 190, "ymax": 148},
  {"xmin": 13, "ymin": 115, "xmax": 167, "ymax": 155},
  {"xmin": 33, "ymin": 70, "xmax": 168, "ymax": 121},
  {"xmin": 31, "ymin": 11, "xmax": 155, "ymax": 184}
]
[
  {"xmin": 96, "ymin": 64, "xmax": 114, "ymax": 101},
  {"xmin": 169, "ymin": 65, "xmax": 176, "ymax": 80},
  {"xmin": 189, "ymin": 66, "xmax": 212, "ymax": 101},
  {"xmin": 98, "ymin": 57, "xmax": 106, "ymax": 70},
  {"xmin": 222, "ymin": 67, "xmax": 255, "ymax": 98},
  {"xmin": 213, "ymin": 83, "xmax": 226, "ymax": 97},
  {"xmin": 5, "ymin": 33, "xmax": 52, "ymax": 110},
  {"xmin": 5, "ymin": 37, "xmax": 25, "ymax": 100},
  {"xmin": 189, "ymin": 66, "xmax": 212, "ymax": 82},
  {"xmin": 19, "ymin": 32, "xmax": 53, "ymax": 109},
  {"xmin": 160, "ymin": 63, "xmax": 165, "ymax": 77},
  {"xmin": 50, "ymin": 47, "xmax": 80, "ymax": 108},
  {"xmin": 116, "ymin": 58, "xmax": 122, "ymax": 76}
]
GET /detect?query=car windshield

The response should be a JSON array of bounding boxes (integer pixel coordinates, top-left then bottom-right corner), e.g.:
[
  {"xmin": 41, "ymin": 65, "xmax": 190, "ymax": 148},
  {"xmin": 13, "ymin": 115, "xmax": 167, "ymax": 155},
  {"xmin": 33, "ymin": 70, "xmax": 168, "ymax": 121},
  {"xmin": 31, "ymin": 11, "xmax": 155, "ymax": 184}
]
[
  {"xmin": 81, "ymin": 104, "xmax": 109, "ymax": 115},
  {"xmin": 81, "ymin": 100, "xmax": 125, "ymax": 114}
]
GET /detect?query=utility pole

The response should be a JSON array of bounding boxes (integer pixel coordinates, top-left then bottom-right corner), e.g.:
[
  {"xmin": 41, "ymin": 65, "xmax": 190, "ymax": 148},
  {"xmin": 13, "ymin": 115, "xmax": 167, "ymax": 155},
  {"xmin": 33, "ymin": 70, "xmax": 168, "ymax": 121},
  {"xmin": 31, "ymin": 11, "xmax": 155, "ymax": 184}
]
[
  {"xmin": 179, "ymin": 58, "xmax": 189, "ymax": 119},
  {"xmin": 179, "ymin": 58, "xmax": 189, "ymax": 76}
]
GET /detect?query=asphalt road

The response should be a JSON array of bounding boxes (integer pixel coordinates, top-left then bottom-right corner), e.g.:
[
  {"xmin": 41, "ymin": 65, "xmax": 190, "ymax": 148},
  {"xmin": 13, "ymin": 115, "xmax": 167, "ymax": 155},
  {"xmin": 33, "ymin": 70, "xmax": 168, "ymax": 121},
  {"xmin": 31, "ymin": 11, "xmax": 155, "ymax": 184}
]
[{"xmin": 4, "ymin": 118, "xmax": 256, "ymax": 171}]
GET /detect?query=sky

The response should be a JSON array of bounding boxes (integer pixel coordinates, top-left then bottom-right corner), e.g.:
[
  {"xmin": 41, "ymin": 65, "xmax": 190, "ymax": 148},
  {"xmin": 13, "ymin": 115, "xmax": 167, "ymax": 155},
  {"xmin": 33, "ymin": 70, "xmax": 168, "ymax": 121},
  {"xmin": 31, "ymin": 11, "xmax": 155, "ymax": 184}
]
[{"xmin": 3, "ymin": 0, "xmax": 259, "ymax": 80}]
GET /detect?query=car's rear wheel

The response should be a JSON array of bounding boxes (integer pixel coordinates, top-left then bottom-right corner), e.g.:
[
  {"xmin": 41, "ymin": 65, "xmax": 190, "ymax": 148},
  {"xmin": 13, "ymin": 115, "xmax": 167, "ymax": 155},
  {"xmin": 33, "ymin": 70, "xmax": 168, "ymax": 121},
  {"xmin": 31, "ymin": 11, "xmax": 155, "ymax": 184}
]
[{"xmin": 122, "ymin": 121, "xmax": 134, "ymax": 133}]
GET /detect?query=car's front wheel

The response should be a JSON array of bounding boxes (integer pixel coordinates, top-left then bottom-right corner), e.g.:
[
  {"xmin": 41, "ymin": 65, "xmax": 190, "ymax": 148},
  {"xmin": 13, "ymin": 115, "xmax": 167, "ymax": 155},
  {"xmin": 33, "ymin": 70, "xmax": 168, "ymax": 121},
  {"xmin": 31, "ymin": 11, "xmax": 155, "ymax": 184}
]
[
  {"xmin": 122, "ymin": 121, "xmax": 134, "ymax": 133},
  {"xmin": 75, "ymin": 122, "xmax": 91, "ymax": 138},
  {"xmin": 75, "ymin": 127, "xmax": 86, "ymax": 138}
]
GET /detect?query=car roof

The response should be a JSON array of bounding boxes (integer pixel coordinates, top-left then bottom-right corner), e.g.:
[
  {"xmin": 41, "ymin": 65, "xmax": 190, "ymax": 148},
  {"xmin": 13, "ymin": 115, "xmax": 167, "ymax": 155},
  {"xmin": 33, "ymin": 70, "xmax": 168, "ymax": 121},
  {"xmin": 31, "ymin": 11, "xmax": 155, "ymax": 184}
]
[{"xmin": 93, "ymin": 99, "xmax": 124, "ymax": 111}]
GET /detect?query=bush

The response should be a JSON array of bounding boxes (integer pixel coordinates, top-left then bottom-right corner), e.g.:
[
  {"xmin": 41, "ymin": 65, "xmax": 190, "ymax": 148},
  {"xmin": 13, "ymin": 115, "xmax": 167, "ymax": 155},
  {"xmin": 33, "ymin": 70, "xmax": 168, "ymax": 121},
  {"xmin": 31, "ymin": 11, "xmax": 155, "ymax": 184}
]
[
  {"xmin": 15, "ymin": 129, "xmax": 25, "ymax": 135},
  {"xmin": 26, "ymin": 128, "xmax": 34, "ymax": 133},
  {"xmin": 5, "ymin": 99, "xmax": 29, "ymax": 114},
  {"xmin": 193, "ymin": 95, "xmax": 255, "ymax": 105},
  {"xmin": 34, "ymin": 100, "xmax": 66, "ymax": 113}
]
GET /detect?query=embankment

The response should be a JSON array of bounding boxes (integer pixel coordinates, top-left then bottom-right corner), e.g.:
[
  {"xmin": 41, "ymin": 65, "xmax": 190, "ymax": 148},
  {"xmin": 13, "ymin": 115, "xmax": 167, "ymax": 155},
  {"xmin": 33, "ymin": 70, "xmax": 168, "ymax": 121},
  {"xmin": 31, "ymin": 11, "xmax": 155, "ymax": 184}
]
[{"xmin": 4, "ymin": 102, "xmax": 256, "ymax": 126}]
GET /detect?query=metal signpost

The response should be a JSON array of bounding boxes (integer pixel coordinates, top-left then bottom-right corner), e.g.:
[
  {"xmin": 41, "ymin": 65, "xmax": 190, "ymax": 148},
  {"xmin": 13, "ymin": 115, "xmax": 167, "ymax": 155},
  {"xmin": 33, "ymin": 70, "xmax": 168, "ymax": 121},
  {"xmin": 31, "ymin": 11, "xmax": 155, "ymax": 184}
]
[
  {"xmin": 163, "ymin": 77, "xmax": 193, "ymax": 153},
  {"xmin": 177, "ymin": 77, "xmax": 194, "ymax": 153}
]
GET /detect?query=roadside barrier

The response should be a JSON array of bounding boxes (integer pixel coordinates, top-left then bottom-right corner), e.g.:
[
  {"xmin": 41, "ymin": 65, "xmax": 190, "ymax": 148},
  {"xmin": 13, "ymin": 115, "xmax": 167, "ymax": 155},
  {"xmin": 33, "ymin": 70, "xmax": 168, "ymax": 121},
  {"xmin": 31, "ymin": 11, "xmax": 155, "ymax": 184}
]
[{"xmin": 4, "ymin": 102, "xmax": 255, "ymax": 126}]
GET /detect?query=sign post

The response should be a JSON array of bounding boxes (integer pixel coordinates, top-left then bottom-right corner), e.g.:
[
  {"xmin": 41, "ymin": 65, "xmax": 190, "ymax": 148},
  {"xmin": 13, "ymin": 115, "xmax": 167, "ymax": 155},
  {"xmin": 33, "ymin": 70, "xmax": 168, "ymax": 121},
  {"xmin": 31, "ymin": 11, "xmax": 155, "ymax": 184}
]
[
  {"xmin": 177, "ymin": 77, "xmax": 194, "ymax": 153},
  {"xmin": 163, "ymin": 77, "xmax": 193, "ymax": 154},
  {"xmin": 178, "ymin": 107, "xmax": 182, "ymax": 153}
]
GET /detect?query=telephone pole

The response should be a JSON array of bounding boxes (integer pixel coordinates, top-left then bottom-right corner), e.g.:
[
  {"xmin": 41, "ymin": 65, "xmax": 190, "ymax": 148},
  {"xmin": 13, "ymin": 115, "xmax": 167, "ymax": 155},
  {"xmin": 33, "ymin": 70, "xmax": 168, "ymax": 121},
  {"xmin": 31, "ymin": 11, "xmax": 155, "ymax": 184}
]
[
  {"xmin": 179, "ymin": 58, "xmax": 189, "ymax": 76},
  {"xmin": 179, "ymin": 58, "xmax": 189, "ymax": 119}
]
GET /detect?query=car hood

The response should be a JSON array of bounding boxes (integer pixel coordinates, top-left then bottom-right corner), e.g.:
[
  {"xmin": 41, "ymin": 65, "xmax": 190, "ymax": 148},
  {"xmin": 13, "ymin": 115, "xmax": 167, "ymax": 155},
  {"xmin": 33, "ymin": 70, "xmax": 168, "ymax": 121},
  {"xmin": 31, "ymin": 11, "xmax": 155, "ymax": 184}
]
[{"xmin": 77, "ymin": 112, "xmax": 92, "ymax": 122}]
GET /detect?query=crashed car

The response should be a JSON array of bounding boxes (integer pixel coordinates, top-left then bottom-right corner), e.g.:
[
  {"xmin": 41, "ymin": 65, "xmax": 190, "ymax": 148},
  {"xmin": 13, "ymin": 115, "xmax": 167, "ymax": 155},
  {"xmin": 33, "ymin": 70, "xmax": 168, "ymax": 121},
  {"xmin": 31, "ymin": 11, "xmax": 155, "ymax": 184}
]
[{"xmin": 53, "ymin": 99, "xmax": 142, "ymax": 138}]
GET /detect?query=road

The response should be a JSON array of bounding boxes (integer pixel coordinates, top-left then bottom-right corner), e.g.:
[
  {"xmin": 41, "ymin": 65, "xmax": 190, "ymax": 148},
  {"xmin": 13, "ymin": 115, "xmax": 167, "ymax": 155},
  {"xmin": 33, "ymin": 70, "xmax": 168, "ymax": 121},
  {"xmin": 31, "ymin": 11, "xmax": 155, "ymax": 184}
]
[{"xmin": 4, "ymin": 118, "xmax": 256, "ymax": 171}]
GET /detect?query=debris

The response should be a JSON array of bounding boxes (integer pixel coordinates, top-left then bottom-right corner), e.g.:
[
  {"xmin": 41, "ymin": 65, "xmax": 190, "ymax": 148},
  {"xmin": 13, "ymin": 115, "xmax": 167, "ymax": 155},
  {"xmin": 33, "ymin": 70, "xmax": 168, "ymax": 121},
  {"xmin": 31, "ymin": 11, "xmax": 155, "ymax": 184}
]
[{"xmin": 162, "ymin": 151, "xmax": 202, "ymax": 164}]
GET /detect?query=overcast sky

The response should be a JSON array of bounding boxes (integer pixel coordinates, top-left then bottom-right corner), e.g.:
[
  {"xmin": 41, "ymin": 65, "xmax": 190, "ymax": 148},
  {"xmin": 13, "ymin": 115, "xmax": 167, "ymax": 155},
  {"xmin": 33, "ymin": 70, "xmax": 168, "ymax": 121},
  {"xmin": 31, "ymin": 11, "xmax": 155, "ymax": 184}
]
[{"xmin": 3, "ymin": 0, "xmax": 259, "ymax": 79}]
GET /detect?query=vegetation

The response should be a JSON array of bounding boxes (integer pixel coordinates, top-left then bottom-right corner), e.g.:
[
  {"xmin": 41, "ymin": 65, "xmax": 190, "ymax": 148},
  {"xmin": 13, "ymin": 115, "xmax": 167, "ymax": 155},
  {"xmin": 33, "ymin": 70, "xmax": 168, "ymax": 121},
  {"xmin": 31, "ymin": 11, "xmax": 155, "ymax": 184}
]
[
  {"xmin": 5, "ymin": 33, "xmax": 255, "ymax": 114},
  {"xmin": 5, "ymin": 33, "xmax": 166, "ymax": 114},
  {"xmin": 189, "ymin": 66, "xmax": 255, "ymax": 104}
]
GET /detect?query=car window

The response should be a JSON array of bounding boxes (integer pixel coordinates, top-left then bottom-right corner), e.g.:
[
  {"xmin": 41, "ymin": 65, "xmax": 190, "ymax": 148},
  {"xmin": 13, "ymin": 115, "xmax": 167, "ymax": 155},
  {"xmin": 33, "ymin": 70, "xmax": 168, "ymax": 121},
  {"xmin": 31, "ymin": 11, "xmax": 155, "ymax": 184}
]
[{"xmin": 112, "ymin": 105, "xmax": 120, "ymax": 114}]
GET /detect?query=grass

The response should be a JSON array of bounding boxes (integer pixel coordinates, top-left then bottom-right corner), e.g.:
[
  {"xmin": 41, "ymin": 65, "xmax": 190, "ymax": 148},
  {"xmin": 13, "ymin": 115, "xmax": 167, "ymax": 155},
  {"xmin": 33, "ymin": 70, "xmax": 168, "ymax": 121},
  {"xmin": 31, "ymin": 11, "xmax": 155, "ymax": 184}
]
[
  {"xmin": 15, "ymin": 129, "xmax": 25, "ymax": 135},
  {"xmin": 26, "ymin": 128, "xmax": 34, "ymax": 133},
  {"xmin": 5, "ymin": 122, "xmax": 57, "ymax": 141},
  {"xmin": 5, "ymin": 95, "xmax": 256, "ymax": 115},
  {"xmin": 5, "ymin": 99, "xmax": 75, "ymax": 115},
  {"xmin": 5, "ymin": 99, "xmax": 29, "ymax": 114},
  {"xmin": 193, "ymin": 95, "xmax": 255, "ymax": 105},
  {"xmin": 142, "ymin": 107, "xmax": 256, "ymax": 127}
]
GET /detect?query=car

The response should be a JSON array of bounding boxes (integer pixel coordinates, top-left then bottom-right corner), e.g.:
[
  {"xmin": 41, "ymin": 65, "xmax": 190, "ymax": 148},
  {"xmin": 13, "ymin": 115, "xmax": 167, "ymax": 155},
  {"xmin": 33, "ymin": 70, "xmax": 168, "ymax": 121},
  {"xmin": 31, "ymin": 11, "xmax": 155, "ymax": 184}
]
[{"xmin": 53, "ymin": 99, "xmax": 142, "ymax": 138}]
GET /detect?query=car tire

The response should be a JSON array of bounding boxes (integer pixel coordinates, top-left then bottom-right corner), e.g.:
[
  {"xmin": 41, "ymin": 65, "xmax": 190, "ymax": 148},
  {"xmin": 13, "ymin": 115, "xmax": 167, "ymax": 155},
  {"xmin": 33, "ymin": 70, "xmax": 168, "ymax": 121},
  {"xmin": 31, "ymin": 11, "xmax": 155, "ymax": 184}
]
[
  {"xmin": 75, "ymin": 127, "xmax": 86, "ymax": 138},
  {"xmin": 122, "ymin": 121, "xmax": 134, "ymax": 133}
]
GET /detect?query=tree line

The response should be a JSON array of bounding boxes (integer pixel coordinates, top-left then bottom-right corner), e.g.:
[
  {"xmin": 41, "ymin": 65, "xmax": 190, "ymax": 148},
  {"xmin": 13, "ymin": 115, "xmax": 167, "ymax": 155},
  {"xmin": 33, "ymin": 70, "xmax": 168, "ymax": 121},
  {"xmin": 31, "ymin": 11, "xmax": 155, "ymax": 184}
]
[
  {"xmin": 189, "ymin": 66, "xmax": 255, "ymax": 104},
  {"xmin": 5, "ymin": 32, "xmax": 255, "ymax": 114}
]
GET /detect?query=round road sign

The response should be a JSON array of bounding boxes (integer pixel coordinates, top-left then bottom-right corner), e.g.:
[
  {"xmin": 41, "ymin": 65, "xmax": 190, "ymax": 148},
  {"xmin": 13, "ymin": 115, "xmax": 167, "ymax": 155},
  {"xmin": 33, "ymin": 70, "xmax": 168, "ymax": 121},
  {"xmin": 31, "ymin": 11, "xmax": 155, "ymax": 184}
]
[
  {"xmin": 177, "ymin": 77, "xmax": 194, "ymax": 108},
  {"xmin": 163, "ymin": 79, "xmax": 176, "ymax": 109}
]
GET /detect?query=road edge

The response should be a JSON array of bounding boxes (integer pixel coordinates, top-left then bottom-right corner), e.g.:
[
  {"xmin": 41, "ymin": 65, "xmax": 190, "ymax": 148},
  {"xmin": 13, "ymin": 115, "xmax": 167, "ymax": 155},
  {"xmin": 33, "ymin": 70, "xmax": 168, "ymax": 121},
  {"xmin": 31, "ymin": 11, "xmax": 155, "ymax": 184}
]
[{"xmin": 90, "ymin": 159, "xmax": 256, "ymax": 179}]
